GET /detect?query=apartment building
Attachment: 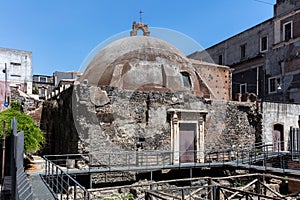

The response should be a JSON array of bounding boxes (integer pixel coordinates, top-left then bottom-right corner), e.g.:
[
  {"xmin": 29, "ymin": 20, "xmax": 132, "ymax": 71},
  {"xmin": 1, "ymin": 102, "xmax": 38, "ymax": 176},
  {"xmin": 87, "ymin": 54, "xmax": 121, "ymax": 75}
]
[{"xmin": 189, "ymin": 0, "xmax": 300, "ymax": 103}]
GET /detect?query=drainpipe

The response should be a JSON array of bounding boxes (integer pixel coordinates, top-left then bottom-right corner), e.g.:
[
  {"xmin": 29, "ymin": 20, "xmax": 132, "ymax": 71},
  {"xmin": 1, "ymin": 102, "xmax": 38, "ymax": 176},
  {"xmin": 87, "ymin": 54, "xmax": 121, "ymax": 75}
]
[
  {"xmin": 1, "ymin": 120, "xmax": 6, "ymax": 184},
  {"xmin": 3, "ymin": 63, "xmax": 9, "ymax": 107},
  {"xmin": 280, "ymin": 61, "xmax": 285, "ymax": 102}
]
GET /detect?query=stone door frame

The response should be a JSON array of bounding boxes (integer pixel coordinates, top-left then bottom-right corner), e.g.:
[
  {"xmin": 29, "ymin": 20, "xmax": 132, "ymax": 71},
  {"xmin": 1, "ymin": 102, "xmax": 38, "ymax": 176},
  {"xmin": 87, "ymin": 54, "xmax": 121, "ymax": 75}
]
[{"xmin": 168, "ymin": 109, "xmax": 207, "ymax": 164}]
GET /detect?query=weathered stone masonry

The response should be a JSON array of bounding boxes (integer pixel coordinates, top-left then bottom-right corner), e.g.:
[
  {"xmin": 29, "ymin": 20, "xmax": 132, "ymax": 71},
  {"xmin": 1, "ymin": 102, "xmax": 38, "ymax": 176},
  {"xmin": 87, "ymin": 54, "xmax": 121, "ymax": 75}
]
[{"xmin": 41, "ymin": 85, "xmax": 261, "ymax": 156}]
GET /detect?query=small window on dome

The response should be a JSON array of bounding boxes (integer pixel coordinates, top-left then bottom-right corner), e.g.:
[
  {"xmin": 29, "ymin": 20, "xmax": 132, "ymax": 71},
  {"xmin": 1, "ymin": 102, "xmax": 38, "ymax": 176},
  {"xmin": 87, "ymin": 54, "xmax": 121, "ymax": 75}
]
[{"xmin": 181, "ymin": 72, "xmax": 192, "ymax": 89}]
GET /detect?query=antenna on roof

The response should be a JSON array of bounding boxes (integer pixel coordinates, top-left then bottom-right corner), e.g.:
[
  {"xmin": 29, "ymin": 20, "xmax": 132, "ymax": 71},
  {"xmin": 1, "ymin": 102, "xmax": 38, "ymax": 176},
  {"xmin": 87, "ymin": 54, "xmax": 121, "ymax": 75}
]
[{"xmin": 139, "ymin": 10, "xmax": 143, "ymax": 23}]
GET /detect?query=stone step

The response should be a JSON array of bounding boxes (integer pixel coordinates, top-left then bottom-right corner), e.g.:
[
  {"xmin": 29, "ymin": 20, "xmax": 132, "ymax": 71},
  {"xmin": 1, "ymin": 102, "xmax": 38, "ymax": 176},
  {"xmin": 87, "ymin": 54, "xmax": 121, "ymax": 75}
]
[{"xmin": 26, "ymin": 155, "xmax": 45, "ymax": 173}]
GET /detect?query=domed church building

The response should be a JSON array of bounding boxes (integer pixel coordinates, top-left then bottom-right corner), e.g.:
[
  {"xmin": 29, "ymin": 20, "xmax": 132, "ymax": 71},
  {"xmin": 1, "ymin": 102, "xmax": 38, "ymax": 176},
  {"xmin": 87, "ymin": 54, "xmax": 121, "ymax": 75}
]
[{"xmin": 42, "ymin": 22, "xmax": 259, "ymax": 167}]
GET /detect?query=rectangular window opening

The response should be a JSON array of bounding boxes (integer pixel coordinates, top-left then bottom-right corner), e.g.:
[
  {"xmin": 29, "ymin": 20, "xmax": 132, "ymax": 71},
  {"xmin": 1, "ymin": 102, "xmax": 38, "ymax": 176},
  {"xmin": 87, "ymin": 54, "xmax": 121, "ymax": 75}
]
[
  {"xmin": 240, "ymin": 83, "xmax": 247, "ymax": 94},
  {"xmin": 10, "ymin": 62, "xmax": 21, "ymax": 77},
  {"xmin": 283, "ymin": 21, "xmax": 292, "ymax": 41},
  {"xmin": 260, "ymin": 36, "xmax": 268, "ymax": 52},
  {"xmin": 218, "ymin": 54, "xmax": 223, "ymax": 65},
  {"xmin": 240, "ymin": 44, "xmax": 246, "ymax": 59},
  {"xmin": 268, "ymin": 77, "xmax": 281, "ymax": 94},
  {"xmin": 39, "ymin": 77, "xmax": 47, "ymax": 83}
]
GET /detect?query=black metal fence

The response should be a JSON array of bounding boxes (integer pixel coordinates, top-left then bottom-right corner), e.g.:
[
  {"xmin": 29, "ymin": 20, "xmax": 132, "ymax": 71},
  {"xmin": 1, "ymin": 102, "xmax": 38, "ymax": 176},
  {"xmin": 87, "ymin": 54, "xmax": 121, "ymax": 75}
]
[
  {"xmin": 43, "ymin": 142, "xmax": 298, "ymax": 173},
  {"xmin": 42, "ymin": 141, "xmax": 300, "ymax": 199},
  {"xmin": 1, "ymin": 118, "xmax": 33, "ymax": 200},
  {"xmin": 43, "ymin": 156, "xmax": 88, "ymax": 200}
]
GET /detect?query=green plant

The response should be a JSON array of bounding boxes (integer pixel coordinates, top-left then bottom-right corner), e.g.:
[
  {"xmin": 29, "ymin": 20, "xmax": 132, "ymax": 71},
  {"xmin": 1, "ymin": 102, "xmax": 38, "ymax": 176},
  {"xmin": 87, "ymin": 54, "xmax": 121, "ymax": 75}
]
[
  {"xmin": 10, "ymin": 101, "xmax": 21, "ymax": 111},
  {"xmin": 234, "ymin": 181, "xmax": 246, "ymax": 187},
  {"xmin": 32, "ymin": 83, "xmax": 39, "ymax": 94},
  {"xmin": 103, "ymin": 193, "xmax": 134, "ymax": 200},
  {"xmin": 43, "ymin": 100, "xmax": 49, "ymax": 107},
  {"xmin": 0, "ymin": 108, "xmax": 45, "ymax": 153}
]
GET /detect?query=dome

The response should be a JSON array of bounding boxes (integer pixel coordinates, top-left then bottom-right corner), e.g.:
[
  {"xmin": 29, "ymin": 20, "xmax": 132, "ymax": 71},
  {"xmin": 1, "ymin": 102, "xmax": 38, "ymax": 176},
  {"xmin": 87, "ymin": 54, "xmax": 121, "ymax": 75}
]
[
  {"xmin": 80, "ymin": 35, "xmax": 196, "ymax": 92},
  {"xmin": 78, "ymin": 22, "xmax": 233, "ymax": 100}
]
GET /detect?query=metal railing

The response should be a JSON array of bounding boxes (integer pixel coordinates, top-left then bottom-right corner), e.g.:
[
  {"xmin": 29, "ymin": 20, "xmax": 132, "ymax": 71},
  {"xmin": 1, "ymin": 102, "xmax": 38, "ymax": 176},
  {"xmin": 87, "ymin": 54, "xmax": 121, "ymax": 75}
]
[
  {"xmin": 43, "ymin": 142, "xmax": 299, "ymax": 173},
  {"xmin": 42, "ymin": 142, "xmax": 300, "ymax": 199},
  {"xmin": 43, "ymin": 156, "xmax": 88, "ymax": 200}
]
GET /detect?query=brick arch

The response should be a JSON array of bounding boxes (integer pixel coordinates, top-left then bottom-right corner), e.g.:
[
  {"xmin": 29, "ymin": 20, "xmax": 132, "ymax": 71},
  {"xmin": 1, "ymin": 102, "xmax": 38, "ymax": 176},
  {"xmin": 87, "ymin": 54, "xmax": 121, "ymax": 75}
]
[{"xmin": 130, "ymin": 21, "xmax": 150, "ymax": 36}]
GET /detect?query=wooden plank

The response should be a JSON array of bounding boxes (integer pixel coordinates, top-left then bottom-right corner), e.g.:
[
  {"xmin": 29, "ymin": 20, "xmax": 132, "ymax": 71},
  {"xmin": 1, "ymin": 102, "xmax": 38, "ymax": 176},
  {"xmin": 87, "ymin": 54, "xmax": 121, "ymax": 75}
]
[
  {"xmin": 211, "ymin": 173, "xmax": 259, "ymax": 180},
  {"xmin": 185, "ymin": 187, "xmax": 205, "ymax": 199},
  {"xmin": 146, "ymin": 190, "xmax": 180, "ymax": 200},
  {"xmin": 258, "ymin": 181, "xmax": 284, "ymax": 198},
  {"xmin": 221, "ymin": 186, "xmax": 283, "ymax": 200},
  {"xmin": 228, "ymin": 179, "xmax": 258, "ymax": 200}
]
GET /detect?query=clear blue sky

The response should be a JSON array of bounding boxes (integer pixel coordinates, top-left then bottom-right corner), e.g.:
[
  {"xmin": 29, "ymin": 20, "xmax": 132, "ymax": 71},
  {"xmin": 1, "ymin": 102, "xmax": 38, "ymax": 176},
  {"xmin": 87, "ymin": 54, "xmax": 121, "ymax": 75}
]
[{"xmin": 0, "ymin": 0, "xmax": 275, "ymax": 75}]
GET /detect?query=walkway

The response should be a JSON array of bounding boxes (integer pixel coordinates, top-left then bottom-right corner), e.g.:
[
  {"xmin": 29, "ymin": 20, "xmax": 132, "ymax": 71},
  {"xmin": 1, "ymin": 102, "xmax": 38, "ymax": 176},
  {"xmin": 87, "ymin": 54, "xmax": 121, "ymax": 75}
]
[
  {"xmin": 48, "ymin": 151, "xmax": 300, "ymax": 177},
  {"xmin": 41, "ymin": 148, "xmax": 300, "ymax": 199},
  {"xmin": 28, "ymin": 174, "xmax": 57, "ymax": 200},
  {"xmin": 27, "ymin": 155, "xmax": 57, "ymax": 199}
]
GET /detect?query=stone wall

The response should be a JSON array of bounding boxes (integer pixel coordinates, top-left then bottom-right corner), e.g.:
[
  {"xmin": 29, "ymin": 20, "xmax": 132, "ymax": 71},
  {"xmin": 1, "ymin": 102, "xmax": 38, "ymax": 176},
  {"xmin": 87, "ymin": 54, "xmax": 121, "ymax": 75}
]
[
  {"xmin": 40, "ymin": 87, "xmax": 78, "ymax": 154},
  {"xmin": 204, "ymin": 100, "xmax": 261, "ymax": 152},
  {"xmin": 41, "ymin": 85, "xmax": 261, "ymax": 157},
  {"xmin": 10, "ymin": 87, "xmax": 40, "ymax": 112},
  {"xmin": 262, "ymin": 102, "xmax": 300, "ymax": 150}
]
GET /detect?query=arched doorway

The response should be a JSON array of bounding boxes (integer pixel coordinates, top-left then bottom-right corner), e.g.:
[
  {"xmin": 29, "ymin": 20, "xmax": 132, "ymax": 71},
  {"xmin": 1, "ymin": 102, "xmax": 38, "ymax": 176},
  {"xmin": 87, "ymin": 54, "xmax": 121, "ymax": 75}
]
[{"xmin": 273, "ymin": 123, "xmax": 284, "ymax": 151}]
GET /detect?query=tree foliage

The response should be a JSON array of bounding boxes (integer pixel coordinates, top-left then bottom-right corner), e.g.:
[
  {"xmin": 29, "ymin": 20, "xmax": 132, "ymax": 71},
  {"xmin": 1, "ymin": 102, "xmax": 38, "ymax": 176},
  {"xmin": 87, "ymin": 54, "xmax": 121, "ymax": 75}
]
[
  {"xmin": 10, "ymin": 101, "xmax": 22, "ymax": 111},
  {"xmin": 32, "ymin": 83, "xmax": 39, "ymax": 95},
  {"xmin": 0, "ymin": 106, "xmax": 45, "ymax": 153}
]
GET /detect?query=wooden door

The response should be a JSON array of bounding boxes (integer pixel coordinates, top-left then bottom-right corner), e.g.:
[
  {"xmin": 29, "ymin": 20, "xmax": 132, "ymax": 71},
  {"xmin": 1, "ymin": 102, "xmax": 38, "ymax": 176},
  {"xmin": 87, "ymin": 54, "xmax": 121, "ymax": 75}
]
[{"xmin": 179, "ymin": 123, "xmax": 196, "ymax": 163}]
